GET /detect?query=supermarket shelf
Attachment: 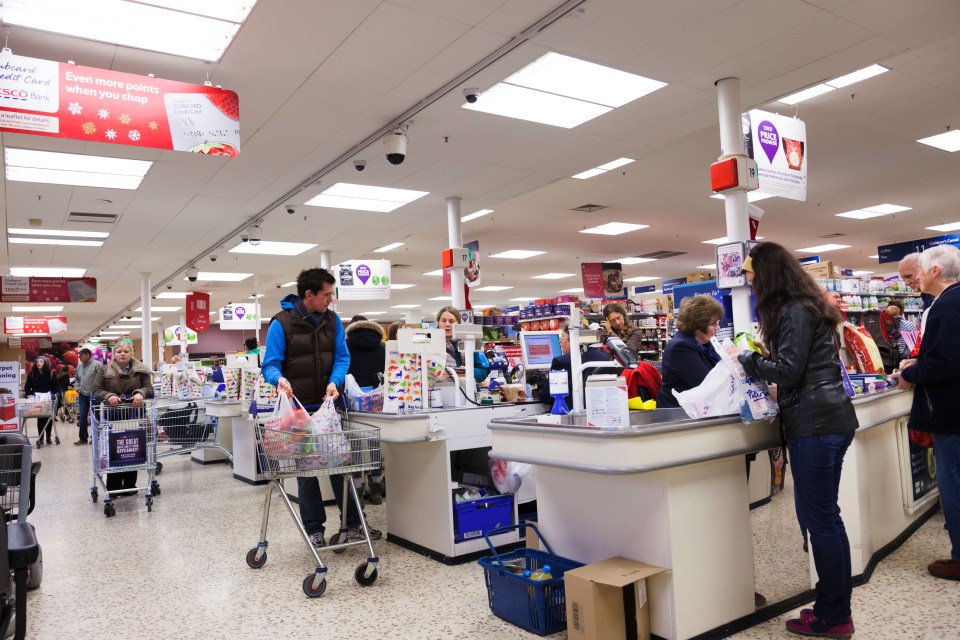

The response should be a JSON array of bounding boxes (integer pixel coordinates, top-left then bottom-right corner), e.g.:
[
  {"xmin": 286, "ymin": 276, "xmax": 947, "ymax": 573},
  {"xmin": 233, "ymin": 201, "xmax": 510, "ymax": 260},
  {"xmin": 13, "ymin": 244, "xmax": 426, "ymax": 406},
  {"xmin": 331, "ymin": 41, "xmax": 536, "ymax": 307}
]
[
  {"xmin": 585, "ymin": 312, "xmax": 667, "ymax": 318},
  {"xmin": 517, "ymin": 314, "xmax": 570, "ymax": 323}
]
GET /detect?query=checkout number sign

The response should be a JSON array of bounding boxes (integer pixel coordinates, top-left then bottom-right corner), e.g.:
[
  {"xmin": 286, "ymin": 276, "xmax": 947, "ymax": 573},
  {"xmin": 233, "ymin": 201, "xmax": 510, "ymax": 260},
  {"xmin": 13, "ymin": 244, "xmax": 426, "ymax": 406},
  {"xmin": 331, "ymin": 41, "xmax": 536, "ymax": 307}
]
[{"xmin": 0, "ymin": 362, "xmax": 19, "ymax": 431}]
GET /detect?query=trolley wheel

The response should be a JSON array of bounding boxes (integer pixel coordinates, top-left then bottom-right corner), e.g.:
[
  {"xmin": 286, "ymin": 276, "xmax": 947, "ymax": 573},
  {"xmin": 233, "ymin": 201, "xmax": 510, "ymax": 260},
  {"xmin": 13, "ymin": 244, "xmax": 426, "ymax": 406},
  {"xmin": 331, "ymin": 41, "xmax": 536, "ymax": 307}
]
[
  {"xmin": 26, "ymin": 547, "xmax": 42, "ymax": 590},
  {"xmin": 329, "ymin": 532, "xmax": 347, "ymax": 554},
  {"xmin": 146, "ymin": 498, "xmax": 153, "ymax": 512},
  {"xmin": 354, "ymin": 563, "xmax": 378, "ymax": 587},
  {"xmin": 104, "ymin": 503, "xmax": 115, "ymax": 518},
  {"xmin": 151, "ymin": 481, "xmax": 161, "ymax": 496},
  {"xmin": 302, "ymin": 574, "xmax": 326, "ymax": 598},
  {"xmin": 91, "ymin": 489, "xmax": 98, "ymax": 503},
  {"xmin": 155, "ymin": 461, "xmax": 163, "ymax": 475},
  {"xmin": 245, "ymin": 548, "xmax": 267, "ymax": 569}
]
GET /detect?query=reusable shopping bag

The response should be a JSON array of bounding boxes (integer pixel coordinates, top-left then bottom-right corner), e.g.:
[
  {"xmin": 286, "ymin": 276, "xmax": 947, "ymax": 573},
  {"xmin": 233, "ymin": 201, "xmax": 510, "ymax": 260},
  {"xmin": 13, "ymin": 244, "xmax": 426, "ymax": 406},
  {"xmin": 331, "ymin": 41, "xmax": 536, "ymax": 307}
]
[
  {"xmin": 715, "ymin": 338, "xmax": 778, "ymax": 423},
  {"xmin": 299, "ymin": 398, "xmax": 352, "ymax": 470},
  {"xmin": 253, "ymin": 373, "xmax": 279, "ymax": 406},
  {"xmin": 344, "ymin": 374, "xmax": 384, "ymax": 413},
  {"xmin": 673, "ymin": 361, "xmax": 741, "ymax": 419},
  {"xmin": 382, "ymin": 340, "xmax": 446, "ymax": 414},
  {"xmin": 261, "ymin": 394, "xmax": 310, "ymax": 460}
]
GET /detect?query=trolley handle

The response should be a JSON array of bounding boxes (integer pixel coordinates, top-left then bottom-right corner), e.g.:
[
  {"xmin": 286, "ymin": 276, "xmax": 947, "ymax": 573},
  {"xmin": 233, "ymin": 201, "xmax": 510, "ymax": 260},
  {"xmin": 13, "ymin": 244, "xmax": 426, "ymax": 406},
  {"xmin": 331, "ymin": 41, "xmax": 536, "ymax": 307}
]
[{"xmin": 483, "ymin": 523, "xmax": 554, "ymax": 566}]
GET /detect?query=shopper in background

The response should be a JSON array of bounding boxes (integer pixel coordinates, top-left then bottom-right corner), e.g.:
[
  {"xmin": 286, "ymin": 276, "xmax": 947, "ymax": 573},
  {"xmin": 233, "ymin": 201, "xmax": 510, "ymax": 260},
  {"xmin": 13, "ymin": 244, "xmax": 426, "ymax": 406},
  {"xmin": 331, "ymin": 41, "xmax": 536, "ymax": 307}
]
[
  {"xmin": 73, "ymin": 348, "xmax": 102, "ymax": 445},
  {"xmin": 656, "ymin": 295, "xmax": 724, "ymax": 409},
  {"xmin": 346, "ymin": 315, "xmax": 387, "ymax": 505},
  {"xmin": 387, "ymin": 321, "xmax": 405, "ymax": 341},
  {"xmin": 890, "ymin": 245, "xmax": 960, "ymax": 581},
  {"xmin": 734, "ymin": 242, "xmax": 858, "ymax": 639},
  {"xmin": 599, "ymin": 302, "xmax": 644, "ymax": 352},
  {"xmin": 244, "ymin": 337, "xmax": 260, "ymax": 354},
  {"xmin": 92, "ymin": 342, "xmax": 154, "ymax": 496},
  {"xmin": 261, "ymin": 268, "xmax": 380, "ymax": 546},
  {"xmin": 537, "ymin": 320, "xmax": 610, "ymax": 407},
  {"xmin": 882, "ymin": 304, "xmax": 917, "ymax": 361},
  {"xmin": 24, "ymin": 357, "xmax": 57, "ymax": 448},
  {"xmin": 436, "ymin": 306, "xmax": 490, "ymax": 383},
  {"xmin": 899, "ymin": 252, "xmax": 936, "ymax": 311}
]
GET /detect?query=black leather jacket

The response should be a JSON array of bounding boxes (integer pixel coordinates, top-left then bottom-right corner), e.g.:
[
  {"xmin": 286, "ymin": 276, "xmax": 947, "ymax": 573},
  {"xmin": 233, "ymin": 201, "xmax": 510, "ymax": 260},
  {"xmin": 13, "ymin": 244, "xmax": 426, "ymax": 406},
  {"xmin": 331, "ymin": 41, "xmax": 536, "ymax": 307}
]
[{"xmin": 739, "ymin": 302, "xmax": 858, "ymax": 440}]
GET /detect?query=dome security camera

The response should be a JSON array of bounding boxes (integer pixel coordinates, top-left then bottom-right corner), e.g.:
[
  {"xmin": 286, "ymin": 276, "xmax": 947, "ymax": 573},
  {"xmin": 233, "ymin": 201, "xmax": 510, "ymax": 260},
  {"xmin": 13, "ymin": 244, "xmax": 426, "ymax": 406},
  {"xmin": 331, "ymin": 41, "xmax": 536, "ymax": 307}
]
[
  {"xmin": 186, "ymin": 265, "xmax": 199, "ymax": 282},
  {"xmin": 166, "ymin": 283, "xmax": 173, "ymax": 290},
  {"xmin": 383, "ymin": 129, "xmax": 407, "ymax": 165},
  {"xmin": 463, "ymin": 87, "xmax": 480, "ymax": 104},
  {"xmin": 249, "ymin": 224, "xmax": 262, "ymax": 247},
  {"xmin": 209, "ymin": 254, "xmax": 218, "ymax": 262},
  {"xmin": 240, "ymin": 231, "xmax": 249, "ymax": 242},
  {"xmin": 285, "ymin": 204, "xmax": 296, "ymax": 214},
  {"xmin": 353, "ymin": 159, "xmax": 366, "ymax": 172}
]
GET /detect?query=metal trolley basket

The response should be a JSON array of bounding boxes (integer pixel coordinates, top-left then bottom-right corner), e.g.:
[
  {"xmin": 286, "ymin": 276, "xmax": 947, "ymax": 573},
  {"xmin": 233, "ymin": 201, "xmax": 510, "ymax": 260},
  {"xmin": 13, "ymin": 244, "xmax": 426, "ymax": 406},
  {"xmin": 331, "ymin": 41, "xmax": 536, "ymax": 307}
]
[
  {"xmin": 153, "ymin": 399, "xmax": 233, "ymax": 474},
  {"xmin": 89, "ymin": 401, "xmax": 160, "ymax": 517},
  {"xmin": 245, "ymin": 401, "xmax": 381, "ymax": 598},
  {"xmin": 16, "ymin": 396, "xmax": 60, "ymax": 445}
]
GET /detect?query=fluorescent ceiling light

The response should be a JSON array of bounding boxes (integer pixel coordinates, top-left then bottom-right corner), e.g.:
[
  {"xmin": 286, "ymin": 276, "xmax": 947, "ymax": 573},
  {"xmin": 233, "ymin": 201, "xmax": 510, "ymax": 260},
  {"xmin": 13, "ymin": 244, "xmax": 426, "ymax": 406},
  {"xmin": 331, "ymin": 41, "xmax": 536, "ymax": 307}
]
[
  {"xmin": 471, "ymin": 305, "xmax": 495, "ymax": 310},
  {"xmin": 559, "ymin": 287, "xmax": 584, "ymax": 293},
  {"xmin": 249, "ymin": 294, "xmax": 264, "ymax": 299},
  {"xmin": 304, "ymin": 182, "xmax": 429, "ymax": 213},
  {"xmin": 9, "ymin": 237, "xmax": 103, "ymax": 247},
  {"xmin": 710, "ymin": 191, "xmax": 774, "ymax": 203},
  {"xmin": 156, "ymin": 292, "xmax": 189, "ymax": 299},
  {"xmin": 360, "ymin": 311, "xmax": 387, "ymax": 316},
  {"xmin": 125, "ymin": 317, "xmax": 160, "ymax": 322},
  {"xmin": 279, "ymin": 281, "xmax": 297, "ymax": 288},
  {"xmin": 571, "ymin": 168, "xmax": 607, "ymax": 180},
  {"xmin": 573, "ymin": 158, "xmax": 635, "ymax": 180},
  {"xmin": 12, "ymin": 305, "xmax": 63, "ymax": 312},
  {"xmin": 1, "ymin": 0, "xmax": 257, "ymax": 62},
  {"xmin": 489, "ymin": 250, "xmax": 545, "ymax": 260},
  {"xmin": 835, "ymin": 210, "xmax": 887, "ymax": 220},
  {"xmin": 696, "ymin": 264, "xmax": 715, "ymax": 270},
  {"xmin": 796, "ymin": 244, "xmax": 850, "ymax": 253},
  {"xmin": 229, "ymin": 241, "xmax": 317, "ymax": 256},
  {"xmin": 779, "ymin": 84, "xmax": 835, "ymax": 105},
  {"xmin": 702, "ymin": 236, "xmax": 763, "ymax": 245},
  {"xmin": 462, "ymin": 209, "xmax": 493, "ymax": 222},
  {"xmin": 390, "ymin": 304, "xmax": 421, "ymax": 309},
  {"xmin": 916, "ymin": 130, "xmax": 960, "ymax": 153},
  {"xmin": 851, "ymin": 270, "xmax": 874, "ymax": 276},
  {"xmin": 927, "ymin": 221, "xmax": 960, "ymax": 233},
  {"xmin": 868, "ymin": 255, "xmax": 880, "ymax": 259},
  {"xmin": 579, "ymin": 222, "xmax": 649, "ymax": 236},
  {"xmin": 475, "ymin": 285, "xmax": 514, "ymax": 291},
  {"xmin": 826, "ymin": 64, "xmax": 888, "ymax": 88},
  {"xmin": 9, "ymin": 267, "xmax": 86, "ymax": 277},
  {"xmin": 183, "ymin": 272, "xmax": 253, "ymax": 282},
  {"xmin": 5, "ymin": 148, "xmax": 151, "ymax": 190},
  {"xmin": 135, "ymin": 306, "xmax": 181, "ymax": 312},
  {"xmin": 624, "ymin": 276, "xmax": 660, "ymax": 283},
  {"xmin": 531, "ymin": 273, "xmax": 574, "ymax": 280},
  {"xmin": 373, "ymin": 242, "xmax": 404, "ymax": 253},
  {"xmin": 109, "ymin": 325, "xmax": 139, "ymax": 330},
  {"xmin": 509, "ymin": 297, "xmax": 537, "ymax": 302},
  {"xmin": 429, "ymin": 296, "xmax": 452, "ymax": 301},
  {"xmin": 423, "ymin": 270, "xmax": 444, "ymax": 276},
  {"xmin": 390, "ymin": 283, "xmax": 416, "ymax": 289},
  {"xmin": 8, "ymin": 228, "xmax": 109, "ymax": 238},
  {"xmin": 614, "ymin": 257, "xmax": 657, "ymax": 265},
  {"xmin": 464, "ymin": 82, "xmax": 611, "ymax": 129}
]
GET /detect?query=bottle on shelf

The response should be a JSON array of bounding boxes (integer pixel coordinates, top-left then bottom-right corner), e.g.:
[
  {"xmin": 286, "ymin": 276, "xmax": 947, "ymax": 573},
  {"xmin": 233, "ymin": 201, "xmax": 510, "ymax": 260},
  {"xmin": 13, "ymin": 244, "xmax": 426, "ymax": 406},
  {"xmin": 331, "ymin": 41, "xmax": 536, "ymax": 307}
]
[{"xmin": 528, "ymin": 564, "xmax": 553, "ymax": 581}]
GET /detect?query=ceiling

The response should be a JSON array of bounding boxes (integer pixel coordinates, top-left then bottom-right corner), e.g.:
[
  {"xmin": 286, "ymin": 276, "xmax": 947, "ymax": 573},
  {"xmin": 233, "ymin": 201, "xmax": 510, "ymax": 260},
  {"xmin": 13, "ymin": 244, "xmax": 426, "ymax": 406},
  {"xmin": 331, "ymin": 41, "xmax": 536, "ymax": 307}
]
[{"xmin": 2, "ymin": 0, "xmax": 959, "ymax": 341}]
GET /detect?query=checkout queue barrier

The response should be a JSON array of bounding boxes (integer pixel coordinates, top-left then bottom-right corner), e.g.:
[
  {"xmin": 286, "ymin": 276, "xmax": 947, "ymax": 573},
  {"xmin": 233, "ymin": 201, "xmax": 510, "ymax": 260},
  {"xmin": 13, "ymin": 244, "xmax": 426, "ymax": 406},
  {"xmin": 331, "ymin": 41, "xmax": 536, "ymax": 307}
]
[{"xmin": 487, "ymin": 389, "xmax": 935, "ymax": 640}]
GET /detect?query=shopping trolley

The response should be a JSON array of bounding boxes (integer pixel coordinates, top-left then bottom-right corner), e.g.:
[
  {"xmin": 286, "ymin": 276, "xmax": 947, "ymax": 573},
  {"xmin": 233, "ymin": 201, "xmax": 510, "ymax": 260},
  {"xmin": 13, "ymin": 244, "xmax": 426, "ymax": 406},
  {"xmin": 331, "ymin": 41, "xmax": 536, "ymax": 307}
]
[
  {"xmin": 16, "ymin": 396, "xmax": 59, "ymax": 446},
  {"xmin": 245, "ymin": 401, "xmax": 381, "ymax": 598},
  {"xmin": 89, "ymin": 400, "xmax": 160, "ymax": 517},
  {"xmin": 154, "ymin": 399, "xmax": 233, "ymax": 474},
  {"xmin": 58, "ymin": 389, "xmax": 78, "ymax": 424}
]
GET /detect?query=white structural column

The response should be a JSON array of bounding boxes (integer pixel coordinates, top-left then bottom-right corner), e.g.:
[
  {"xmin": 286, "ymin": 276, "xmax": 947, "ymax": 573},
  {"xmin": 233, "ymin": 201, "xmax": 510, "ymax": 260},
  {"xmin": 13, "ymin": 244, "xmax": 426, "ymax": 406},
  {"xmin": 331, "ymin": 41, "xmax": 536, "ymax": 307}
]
[
  {"xmin": 715, "ymin": 77, "xmax": 753, "ymax": 334},
  {"xmin": 319, "ymin": 250, "xmax": 331, "ymax": 270},
  {"xmin": 179, "ymin": 310, "xmax": 188, "ymax": 362},
  {"xmin": 404, "ymin": 310, "xmax": 420, "ymax": 325},
  {"xmin": 446, "ymin": 196, "xmax": 465, "ymax": 311},
  {"xmin": 140, "ymin": 273, "xmax": 153, "ymax": 370}
]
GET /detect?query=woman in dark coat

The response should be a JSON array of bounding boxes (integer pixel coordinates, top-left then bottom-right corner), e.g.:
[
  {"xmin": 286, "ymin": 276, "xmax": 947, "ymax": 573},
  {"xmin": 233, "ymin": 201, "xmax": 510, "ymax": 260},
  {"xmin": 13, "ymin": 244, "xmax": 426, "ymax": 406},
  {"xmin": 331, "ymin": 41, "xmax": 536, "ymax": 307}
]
[
  {"xmin": 734, "ymin": 242, "xmax": 858, "ymax": 639},
  {"xmin": 345, "ymin": 317, "xmax": 386, "ymax": 504},
  {"xmin": 24, "ymin": 357, "xmax": 57, "ymax": 447},
  {"xmin": 657, "ymin": 295, "xmax": 724, "ymax": 408}
]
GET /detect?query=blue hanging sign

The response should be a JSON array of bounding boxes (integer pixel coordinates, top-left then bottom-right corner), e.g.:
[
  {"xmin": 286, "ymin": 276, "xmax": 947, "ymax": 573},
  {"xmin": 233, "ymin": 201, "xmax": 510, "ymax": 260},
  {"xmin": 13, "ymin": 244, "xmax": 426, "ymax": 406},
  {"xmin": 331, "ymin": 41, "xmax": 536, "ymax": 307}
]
[
  {"xmin": 632, "ymin": 285, "xmax": 657, "ymax": 294},
  {"xmin": 878, "ymin": 234, "xmax": 960, "ymax": 264},
  {"xmin": 799, "ymin": 255, "xmax": 820, "ymax": 265},
  {"xmin": 661, "ymin": 277, "xmax": 687, "ymax": 295}
]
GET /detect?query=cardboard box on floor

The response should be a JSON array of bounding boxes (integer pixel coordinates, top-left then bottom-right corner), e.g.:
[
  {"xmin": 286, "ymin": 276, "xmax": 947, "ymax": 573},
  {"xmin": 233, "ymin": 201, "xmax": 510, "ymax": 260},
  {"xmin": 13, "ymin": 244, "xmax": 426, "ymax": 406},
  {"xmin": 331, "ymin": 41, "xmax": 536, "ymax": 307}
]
[{"xmin": 565, "ymin": 557, "xmax": 668, "ymax": 640}]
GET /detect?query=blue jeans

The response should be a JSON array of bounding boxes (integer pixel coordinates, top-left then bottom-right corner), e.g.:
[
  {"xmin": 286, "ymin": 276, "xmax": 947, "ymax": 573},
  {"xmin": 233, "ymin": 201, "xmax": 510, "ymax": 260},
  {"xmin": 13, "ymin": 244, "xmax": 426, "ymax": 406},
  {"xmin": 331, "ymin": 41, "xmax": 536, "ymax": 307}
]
[
  {"xmin": 932, "ymin": 432, "xmax": 960, "ymax": 561},
  {"xmin": 78, "ymin": 393, "xmax": 92, "ymax": 442},
  {"xmin": 296, "ymin": 474, "xmax": 361, "ymax": 536},
  {"xmin": 788, "ymin": 431, "xmax": 855, "ymax": 624}
]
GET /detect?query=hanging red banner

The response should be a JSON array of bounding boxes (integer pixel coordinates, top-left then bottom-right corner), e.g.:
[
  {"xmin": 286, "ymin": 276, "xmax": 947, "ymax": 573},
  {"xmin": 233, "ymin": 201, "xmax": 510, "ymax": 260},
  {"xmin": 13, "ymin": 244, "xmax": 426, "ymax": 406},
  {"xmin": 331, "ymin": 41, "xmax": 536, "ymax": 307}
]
[
  {"xmin": 0, "ymin": 50, "xmax": 240, "ymax": 156},
  {"xmin": 4, "ymin": 316, "xmax": 68, "ymax": 335},
  {"xmin": 186, "ymin": 292, "xmax": 211, "ymax": 332}
]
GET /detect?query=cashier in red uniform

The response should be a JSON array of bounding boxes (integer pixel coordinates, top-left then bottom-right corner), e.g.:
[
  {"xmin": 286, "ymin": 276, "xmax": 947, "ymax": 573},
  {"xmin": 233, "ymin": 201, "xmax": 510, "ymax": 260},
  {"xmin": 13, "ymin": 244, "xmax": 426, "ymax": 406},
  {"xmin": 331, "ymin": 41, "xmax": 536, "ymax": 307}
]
[{"xmin": 656, "ymin": 295, "xmax": 724, "ymax": 408}]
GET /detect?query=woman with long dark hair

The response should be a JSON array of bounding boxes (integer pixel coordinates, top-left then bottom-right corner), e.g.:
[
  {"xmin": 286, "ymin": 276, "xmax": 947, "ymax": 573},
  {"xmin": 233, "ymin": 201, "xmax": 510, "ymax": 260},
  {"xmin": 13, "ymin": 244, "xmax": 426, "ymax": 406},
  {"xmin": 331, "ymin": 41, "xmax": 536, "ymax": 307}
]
[
  {"xmin": 24, "ymin": 357, "xmax": 57, "ymax": 447},
  {"xmin": 736, "ymin": 242, "xmax": 858, "ymax": 639}
]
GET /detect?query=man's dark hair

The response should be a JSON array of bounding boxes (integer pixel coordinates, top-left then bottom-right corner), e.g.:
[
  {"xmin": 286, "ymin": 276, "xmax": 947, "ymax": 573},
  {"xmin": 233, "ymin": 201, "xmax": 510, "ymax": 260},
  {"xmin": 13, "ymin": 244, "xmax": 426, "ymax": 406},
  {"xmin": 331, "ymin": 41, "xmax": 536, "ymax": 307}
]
[
  {"xmin": 244, "ymin": 338, "xmax": 258, "ymax": 351},
  {"xmin": 79, "ymin": 348, "xmax": 92, "ymax": 356},
  {"xmin": 350, "ymin": 314, "xmax": 367, "ymax": 323},
  {"xmin": 297, "ymin": 268, "xmax": 336, "ymax": 299}
]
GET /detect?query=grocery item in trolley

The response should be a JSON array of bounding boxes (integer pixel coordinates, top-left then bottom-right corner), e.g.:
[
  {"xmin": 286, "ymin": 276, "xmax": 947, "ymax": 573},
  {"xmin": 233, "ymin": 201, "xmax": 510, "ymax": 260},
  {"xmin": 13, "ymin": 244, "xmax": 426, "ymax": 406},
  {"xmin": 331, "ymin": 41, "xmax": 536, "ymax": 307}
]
[
  {"xmin": 177, "ymin": 368, "xmax": 205, "ymax": 399},
  {"xmin": 261, "ymin": 394, "xmax": 311, "ymax": 460},
  {"xmin": 299, "ymin": 398, "xmax": 352, "ymax": 470},
  {"xmin": 260, "ymin": 396, "xmax": 351, "ymax": 469},
  {"xmin": 18, "ymin": 394, "xmax": 52, "ymax": 417},
  {"xmin": 160, "ymin": 371, "xmax": 176, "ymax": 397}
]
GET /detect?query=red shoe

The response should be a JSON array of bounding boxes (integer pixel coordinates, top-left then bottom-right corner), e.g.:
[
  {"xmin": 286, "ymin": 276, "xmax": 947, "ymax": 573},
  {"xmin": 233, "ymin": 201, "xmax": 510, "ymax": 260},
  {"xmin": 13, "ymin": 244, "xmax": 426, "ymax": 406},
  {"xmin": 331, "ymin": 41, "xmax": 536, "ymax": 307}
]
[
  {"xmin": 799, "ymin": 609, "xmax": 854, "ymax": 632},
  {"xmin": 928, "ymin": 559, "xmax": 960, "ymax": 580},
  {"xmin": 786, "ymin": 612, "xmax": 854, "ymax": 639}
]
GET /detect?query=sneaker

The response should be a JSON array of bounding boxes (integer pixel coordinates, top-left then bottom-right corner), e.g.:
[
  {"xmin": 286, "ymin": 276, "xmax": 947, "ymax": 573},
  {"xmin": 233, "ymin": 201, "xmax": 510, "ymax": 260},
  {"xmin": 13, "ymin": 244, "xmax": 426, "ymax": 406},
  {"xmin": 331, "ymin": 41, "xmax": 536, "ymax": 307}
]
[
  {"xmin": 74, "ymin": 440, "xmax": 88, "ymax": 446},
  {"xmin": 367, "ymin": 481, "xmax": 383, "ymax": 505},
  {"xmin": 308, "ymin": 532, "xmax": 326, "ymax": 548},
  {"xmin": 347, "ymin": 525, "xmax": 382, "ymax": 541},
  {"xmin": 786, "ymin": 611, "xmax": 854, "ymax": 639}
]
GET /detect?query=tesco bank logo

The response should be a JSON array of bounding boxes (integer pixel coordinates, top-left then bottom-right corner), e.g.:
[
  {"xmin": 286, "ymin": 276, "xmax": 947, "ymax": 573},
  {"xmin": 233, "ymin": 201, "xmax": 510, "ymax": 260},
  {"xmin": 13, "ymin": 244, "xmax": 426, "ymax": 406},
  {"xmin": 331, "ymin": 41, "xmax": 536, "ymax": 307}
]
[{"xmin": 0, "ymin": 88, "xmax": 28, "ymax": 100}]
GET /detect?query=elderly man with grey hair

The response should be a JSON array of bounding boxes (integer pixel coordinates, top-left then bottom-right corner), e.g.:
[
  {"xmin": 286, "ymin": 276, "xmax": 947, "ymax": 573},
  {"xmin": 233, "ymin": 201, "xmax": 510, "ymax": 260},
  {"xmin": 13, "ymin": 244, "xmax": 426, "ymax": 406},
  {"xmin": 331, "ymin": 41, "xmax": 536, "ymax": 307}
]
[
  {"xmin": 891, "ymin": 244, "xmax": 960, "ymax": 581},
  {"xmin": 899, "ymin": 251, "xmax": 936, "ymax": 310}
]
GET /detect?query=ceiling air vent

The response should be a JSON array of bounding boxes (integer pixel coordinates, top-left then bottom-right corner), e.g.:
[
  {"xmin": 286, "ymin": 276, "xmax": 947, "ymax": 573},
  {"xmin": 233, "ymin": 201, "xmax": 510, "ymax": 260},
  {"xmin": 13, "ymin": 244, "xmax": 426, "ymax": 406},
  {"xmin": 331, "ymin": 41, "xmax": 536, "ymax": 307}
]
[
  {"xmin": 570, "ymin": 204, "xmax": 607, "ymax": 212},
  {"xmin": 819, "ymin": 232, "xmax": 846, "ymax": 239},
  {"xmin": 67, "ymin": 212, "xmax": 119, "ymax": 224},
  {"xmin": 637, "ymin": 250, "xmax": 686, "ymax": 260},
  {"xmin": 391, "ymin": 263, "xmax": 412, "ymax": 269}
]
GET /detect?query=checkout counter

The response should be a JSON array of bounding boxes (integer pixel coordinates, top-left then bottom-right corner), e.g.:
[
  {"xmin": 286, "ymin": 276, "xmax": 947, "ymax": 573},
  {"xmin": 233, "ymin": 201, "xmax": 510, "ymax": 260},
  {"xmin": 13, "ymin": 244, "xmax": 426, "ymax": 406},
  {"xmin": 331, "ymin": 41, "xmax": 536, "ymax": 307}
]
[{"xmin": 488, "ymin": 388, "xmax": 936, "ymax": 640}]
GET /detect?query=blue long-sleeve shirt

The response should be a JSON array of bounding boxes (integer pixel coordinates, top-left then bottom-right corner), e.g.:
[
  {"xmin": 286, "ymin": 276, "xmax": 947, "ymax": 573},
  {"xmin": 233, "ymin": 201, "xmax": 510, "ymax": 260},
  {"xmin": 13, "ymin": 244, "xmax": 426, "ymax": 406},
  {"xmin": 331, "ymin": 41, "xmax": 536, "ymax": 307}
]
[{"xmin": 261, "ymin": 296, "xmax": 350, "ymax": 389}]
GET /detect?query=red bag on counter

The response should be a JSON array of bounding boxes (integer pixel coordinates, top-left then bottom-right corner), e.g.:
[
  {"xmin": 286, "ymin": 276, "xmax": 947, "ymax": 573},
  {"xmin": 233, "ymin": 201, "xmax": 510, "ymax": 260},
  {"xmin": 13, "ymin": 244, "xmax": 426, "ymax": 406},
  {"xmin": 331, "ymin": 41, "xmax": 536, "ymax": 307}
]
[{"xmin": 843, "ymin": 324, "xmax": 884, "ymax": 374}]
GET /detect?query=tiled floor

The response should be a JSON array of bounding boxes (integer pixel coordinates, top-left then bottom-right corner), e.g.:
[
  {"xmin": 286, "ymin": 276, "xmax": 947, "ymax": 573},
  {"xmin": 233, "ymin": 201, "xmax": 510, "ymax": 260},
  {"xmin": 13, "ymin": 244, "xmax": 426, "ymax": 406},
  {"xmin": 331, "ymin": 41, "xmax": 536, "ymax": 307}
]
[{"xmin": 20, "ymin": 420, "xmax": 960, "ymax": 639}]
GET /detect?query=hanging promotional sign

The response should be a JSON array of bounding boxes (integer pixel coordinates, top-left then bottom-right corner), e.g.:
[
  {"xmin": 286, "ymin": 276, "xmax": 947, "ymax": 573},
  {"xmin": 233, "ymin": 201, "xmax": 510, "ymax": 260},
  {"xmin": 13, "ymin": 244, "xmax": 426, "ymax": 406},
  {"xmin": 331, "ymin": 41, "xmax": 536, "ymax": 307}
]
[
  {"xmin": 580, "ymin": 262, "xmax": 625, "ymax": 300},
  {"xmin": 877, "ymin": 233, "xmax": 960, "ymax": 264},
  {"xmin": 335, "ymin": 260, "xmax": 391, "ymax": 300},
  {"xmin": 7, "ymin": 337, "xmax": 50, "ymax": 350},
  {"xmin": 163, "ymin": 325, "xmax": 198, "ymax": 345},
  {"xmin": 0, "ymin": 276, "xmax": 97, "ymax": 303},
  {"xmin": 3, "ymin": 316, "xmax": 68, "ymax": 335},
  {"xmin": 744, "ymin": 109, "xmax": 807, "ymax": 201},
  {"xmin": 464, "ymin": 240, "xmax": 481, "ymax": 288},
  {"xmin": 716, "ymin": 242, "xmax": 747, "ymax": 289},
  {"xmin": 0, "ymin": 362, "xmax": 20, "ymax": 431},
  {"xmin": 219, "ymin": 303, "xmax": 260, "ymax": 330},
  {"xmin": 0, "ymin": 50, "xmax": 240, "ymax": 156},
  {"xmin": 186, "ymin": 292, "xmax": 210, "ymax": 332}
]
